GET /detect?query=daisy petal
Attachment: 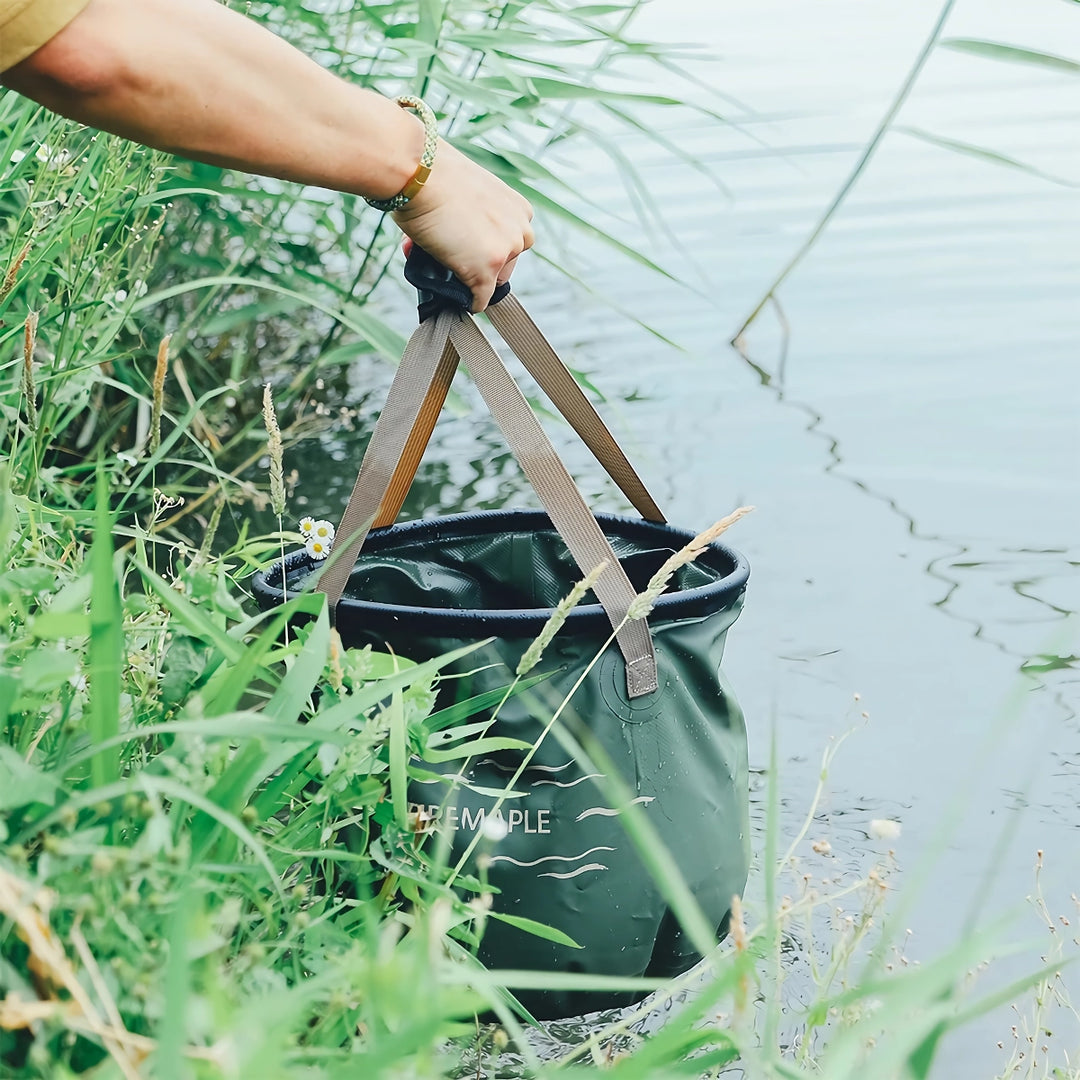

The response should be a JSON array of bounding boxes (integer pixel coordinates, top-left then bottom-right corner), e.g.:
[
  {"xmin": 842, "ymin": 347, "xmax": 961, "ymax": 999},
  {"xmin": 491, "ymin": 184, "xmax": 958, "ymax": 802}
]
[{"xmin": 305, "ymin": 538, "xmax": 330, "ymax": 561}]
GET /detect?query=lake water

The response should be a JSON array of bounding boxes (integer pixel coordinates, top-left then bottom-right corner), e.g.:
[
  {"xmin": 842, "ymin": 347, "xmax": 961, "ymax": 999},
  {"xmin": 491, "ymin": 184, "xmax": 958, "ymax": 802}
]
[{"xmin": 294, "ymin": 0, "xmax": 1080, "ymax": 1071}]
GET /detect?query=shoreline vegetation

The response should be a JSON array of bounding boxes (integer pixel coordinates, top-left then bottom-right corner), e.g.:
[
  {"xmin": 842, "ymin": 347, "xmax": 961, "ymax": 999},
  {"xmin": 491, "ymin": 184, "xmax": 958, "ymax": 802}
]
[{"xmin": 1, "ymin": 1, "xmax": 1077, "ymax": 1076}]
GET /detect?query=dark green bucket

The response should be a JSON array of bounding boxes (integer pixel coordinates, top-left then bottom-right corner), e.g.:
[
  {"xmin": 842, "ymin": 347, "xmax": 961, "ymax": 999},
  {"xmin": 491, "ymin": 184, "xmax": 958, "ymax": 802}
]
[{"xmin": 253, "ymin": 508, "xmax": 749, "ymax": 1019}]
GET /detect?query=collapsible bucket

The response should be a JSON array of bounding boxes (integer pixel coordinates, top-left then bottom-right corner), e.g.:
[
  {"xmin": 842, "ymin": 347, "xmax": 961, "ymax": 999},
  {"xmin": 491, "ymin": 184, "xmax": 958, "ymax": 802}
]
[{"xmin": 253, "ymin": 249, "xmax": 751, "ymax": 1019}]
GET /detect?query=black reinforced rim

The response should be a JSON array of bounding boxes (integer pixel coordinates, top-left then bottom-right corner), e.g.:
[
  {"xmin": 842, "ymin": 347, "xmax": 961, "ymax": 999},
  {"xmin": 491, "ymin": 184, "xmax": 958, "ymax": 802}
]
[{"xmin": 251, "ymin": 509, "xmax": 750, "ymax": 637}]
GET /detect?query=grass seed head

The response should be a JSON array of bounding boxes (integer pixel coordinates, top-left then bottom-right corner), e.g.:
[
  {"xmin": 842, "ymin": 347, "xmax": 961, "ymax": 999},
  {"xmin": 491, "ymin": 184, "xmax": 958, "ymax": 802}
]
[
  {"xmin": 517, "ymin": 559, "xmax": 608, "ymax": 676},
  {"xmin": 262, "ymin": 383, "xmax": 286, "ymax": 517},
  {"xmin": 1, "ymin": 239, "xmax": 31, "ymax": 302},
  {"xmin": 628, "ymin": 506, "xmax": 754, "ymax": 620},
  {"xmin": 21, "ymin": 309, "xmax": 38, "ymax": 429},
  {"xmin": 149, "ymin": 334, "xmax": 170, "ymax": 453}
]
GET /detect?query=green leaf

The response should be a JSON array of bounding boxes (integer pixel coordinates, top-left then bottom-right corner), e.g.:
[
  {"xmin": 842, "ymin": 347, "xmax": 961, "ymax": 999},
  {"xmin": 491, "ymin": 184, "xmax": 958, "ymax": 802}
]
[
  {"xmin": 132, "ymin": 276, "xmax": 406, "ymax": 361},
  {"xmin": 87, "ymin": 466, "xmax": 122, "ymax": 788},
  {"xmin": 145, "ymin": 776, "xmax": 286, "ymax": 903},
  {"xmin": 0, "ymin": 675, "xmax": 18, "ymax": 724},
  {"xmin": 203, "ymin": 595, "xmax": 319, "ymax": 717},
  {"xmin": 160, "ymin": 634, "xmax": 214, "ymax": 707},
  {"xmin": 0, "ymin": 567, "xmax": 55, "ymax": 594},
  {"xmin": 907, "ymin": 1018, "xmax": 948, "ymax": 1079},
  {"xmin": 423, "ymin": 673, "xmax": 550, "ymax": 734},
  {"xmin": 30, "ymin": 611, "xmax": 91, "ymax": 640},
  {"xmin": 942, "ymin": 38, "xmax": 1080, "ymax": 75},
  {"xmin": 137, "ymin": 562, "xmax": 243, "ymax": 665},
  {"xmin": 486, "ymin": 912, "xmax": 582, "ymax": 949},
  {"xmin": 156, "ymin": 888, "xmax": 192, "ymax": 1080},
  {"xmin": 423, "ymin": 737, "xmax": 533, "ymax": 763},
  {"xmin": 522, "ymin": 76, "xmax": 681, "ymax": 107},
  {"xmin": 0, "ymin": 746, "xmax": 59, "ymax": 811},
  {"xmin": 18, "ymin": 647, "xmax": 78, "ymax": 694},
  {"xmin": 897, "ymin": 125, "xmax": 1080, "ymax": 189},
  {"xmin": 263, "ymin": 605, "xmax": 330, "ymax": 724},
  {"xmin": 62, "ymin": 715, "xmax": 355, "ymax": 771}
]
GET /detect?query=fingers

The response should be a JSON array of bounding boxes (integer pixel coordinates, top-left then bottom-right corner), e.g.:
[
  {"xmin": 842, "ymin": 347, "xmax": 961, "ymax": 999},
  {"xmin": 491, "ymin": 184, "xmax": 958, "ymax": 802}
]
[
  {"xmin": 471, "ymin": 280, "xmax": 494, "ymax": 314},
  {"xmin": 496, "ymin": 254, "xmax": 518, "ymax": 287},
  {"xmin": 473, "ymin": 248, "xmax": 523, "ymax": 312}
]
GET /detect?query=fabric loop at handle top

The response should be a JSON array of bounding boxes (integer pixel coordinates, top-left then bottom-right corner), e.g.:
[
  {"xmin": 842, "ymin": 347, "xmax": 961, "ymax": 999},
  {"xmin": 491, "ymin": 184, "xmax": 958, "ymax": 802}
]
[{"xmin": 403, "ymin": 244, "xmax": 510, "ymax": 320}]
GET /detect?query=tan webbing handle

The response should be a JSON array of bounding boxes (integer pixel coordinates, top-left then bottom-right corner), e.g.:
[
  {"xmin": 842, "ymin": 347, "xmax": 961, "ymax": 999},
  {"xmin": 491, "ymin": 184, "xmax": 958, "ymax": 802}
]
[
  {"xmin": 317, "ymin": 314, "xmax": 458, "ymax": 610},
  {"xmin": 373, "ymin": 340, "xmax": 460, "ymax": 528},
  {"xmin": 371, "ymin": 291, "xmax": 665, "ymax": 528},
  {"xmin": 485, "ymin": 293, "xmax": 665, "ymax": 524},
  {"xmin": 318, "ymin": 302, "xmax": 662, "ymax": 698},
  {"xmin": 447, "ymin": 315, "xmax": 658, "ymax": 697}
]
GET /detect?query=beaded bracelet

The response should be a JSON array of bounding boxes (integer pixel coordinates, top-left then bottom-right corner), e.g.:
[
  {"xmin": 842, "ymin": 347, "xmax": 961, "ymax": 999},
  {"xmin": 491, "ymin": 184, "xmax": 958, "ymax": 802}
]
[{"xmin": 364, "ymin": 95, "xmax": 438, "ymax": 212}]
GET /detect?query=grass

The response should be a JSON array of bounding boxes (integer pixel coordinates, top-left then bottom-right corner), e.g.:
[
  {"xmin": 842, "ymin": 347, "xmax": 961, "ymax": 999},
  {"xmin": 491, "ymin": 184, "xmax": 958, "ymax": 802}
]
[
  {"xmin": 0, "ymin": 470, "xmax": 1077, "ymax": 1076},
  {"xmin": 1, "ymin": 1, "xmax": 1079, "ymax": 1076}
]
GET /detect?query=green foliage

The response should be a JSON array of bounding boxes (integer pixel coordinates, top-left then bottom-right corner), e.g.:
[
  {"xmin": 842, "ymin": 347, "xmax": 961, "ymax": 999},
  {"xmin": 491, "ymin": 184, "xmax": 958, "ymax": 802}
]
[
  {"xmin": 2, "ymin": 479, "xmax": 1077, "ymax": 1080},
  {"xmin": 0, "ymin": 0, "xmax": 709, "ymax": 544}
]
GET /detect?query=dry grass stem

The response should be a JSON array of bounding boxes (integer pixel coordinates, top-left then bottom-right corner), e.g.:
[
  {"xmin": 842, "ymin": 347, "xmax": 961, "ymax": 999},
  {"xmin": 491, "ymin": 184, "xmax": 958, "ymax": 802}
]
[
  {"xmin": 262, "ymin": 383, "xmax": 286, "ymax": 517},
  {"xmin": 0, "ymin": 998, "xmax": 225, "ymax": 1064},
  {"xmin": 21, "ymin": 310, "xmax": 38, "ymax": 430},
  {"xmin": 149, "ymin": 333, "xmax": 170, "ymax": 454},
  {"xmin": 0, "ymin": 869, "xmax": 142, "ymax": 1080},
  {"xmin": 1, "ymin": 239, "xmax": 31, "ymax": 302},
  {"xmin": 328, "ymin": 628, "xmax": 345, "ymax": 691},
  {"xmin": 627, "ymin": 505, "xmax": 754, "ymax": 620},
  {"xmin": 517, "ymin": 560, "xmax": 609, "ymax": 677}
]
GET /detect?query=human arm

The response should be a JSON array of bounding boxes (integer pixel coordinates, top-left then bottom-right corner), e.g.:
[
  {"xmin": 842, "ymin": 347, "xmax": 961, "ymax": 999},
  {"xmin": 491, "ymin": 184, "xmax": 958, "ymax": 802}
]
[{"xmin": 2, "ymin": 0, "xmax": 533, "ymax": 310}]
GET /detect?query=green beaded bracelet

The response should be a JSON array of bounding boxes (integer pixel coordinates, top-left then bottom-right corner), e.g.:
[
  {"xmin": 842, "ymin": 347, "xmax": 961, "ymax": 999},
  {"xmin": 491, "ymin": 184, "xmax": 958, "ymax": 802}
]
[{"xmin": 365, "ymin": 95, "xmax": 438, "ymax": 212}]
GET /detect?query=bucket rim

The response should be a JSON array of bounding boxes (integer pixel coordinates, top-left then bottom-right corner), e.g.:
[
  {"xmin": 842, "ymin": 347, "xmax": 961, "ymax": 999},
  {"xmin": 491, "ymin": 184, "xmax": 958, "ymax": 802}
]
[{"xmin": 251, "ymin": 509, "xmax": 749, "ymax": 636}]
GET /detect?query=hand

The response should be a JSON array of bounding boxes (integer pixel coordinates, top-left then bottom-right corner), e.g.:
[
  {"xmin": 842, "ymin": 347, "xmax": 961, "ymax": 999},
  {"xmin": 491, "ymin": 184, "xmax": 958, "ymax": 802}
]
[{"xmin": 393, "ymin": 139, "xmax": 534, "ymax": 312}]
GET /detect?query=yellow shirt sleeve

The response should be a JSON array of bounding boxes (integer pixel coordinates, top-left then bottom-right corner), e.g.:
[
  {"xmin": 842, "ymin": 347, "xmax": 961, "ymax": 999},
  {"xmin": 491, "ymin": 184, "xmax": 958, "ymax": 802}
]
[{"xmin": 0, "ymin": 0, "xmax": 92, "ymax": 73}]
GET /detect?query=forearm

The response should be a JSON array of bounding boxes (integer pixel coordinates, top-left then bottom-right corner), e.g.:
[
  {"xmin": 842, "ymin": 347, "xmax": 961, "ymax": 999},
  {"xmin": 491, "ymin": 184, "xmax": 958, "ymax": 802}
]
[
  {"xmin": 5, "ymin": 0, "xmax": 535, "ymax": 310},
  {"xmin": 3, "ymin": 0, "xmax": 422, "ymax": 201}
]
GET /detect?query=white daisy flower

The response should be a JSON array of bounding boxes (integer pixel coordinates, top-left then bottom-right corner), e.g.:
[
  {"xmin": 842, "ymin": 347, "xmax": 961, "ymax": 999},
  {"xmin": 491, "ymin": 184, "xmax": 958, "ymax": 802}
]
[
  {"xmin": 311, "ymin": 520, "xmax": 335, "ymax": 542},
  {"xmin": 35, "ymin": 144, "xmax": 72, "ymax": 170},
  {"xmin": 298, "ymin": 516, "xmax": 316, "ymax": 536},
  {"xmin": 305, "ymin": 537, "xmax": 331, "ymax": 561}
]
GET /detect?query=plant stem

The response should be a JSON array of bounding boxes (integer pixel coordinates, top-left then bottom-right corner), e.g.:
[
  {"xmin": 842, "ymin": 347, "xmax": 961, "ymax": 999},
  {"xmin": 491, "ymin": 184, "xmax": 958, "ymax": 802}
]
[{"xmin": 730, "ymin": 0, "xmax": 958, "ymax": 347}]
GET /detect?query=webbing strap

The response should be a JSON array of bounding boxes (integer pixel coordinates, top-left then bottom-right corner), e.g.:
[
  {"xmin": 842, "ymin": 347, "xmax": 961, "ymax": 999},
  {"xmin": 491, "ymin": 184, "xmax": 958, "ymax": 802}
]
[
  {"xmin": 448, "ymin": 315, "xmax": 658, "ymax": 697},
  {"xmin": 485, "ymin": 293, "xmax": 665, "ymax": 524},
  {"xmin": 320, "ymin": 303, "xmax": 661, "ymax": 698},
  {"xmin": 374, "ymin": 293, "xmax": 666, "ymax": 528},
  {"xmin": 373, "ymin": 339, "xmax": 460, "ymax": 528},
  {"xmin": 318, "ymin": 313, "xmax": 456, "ymax": 610}
]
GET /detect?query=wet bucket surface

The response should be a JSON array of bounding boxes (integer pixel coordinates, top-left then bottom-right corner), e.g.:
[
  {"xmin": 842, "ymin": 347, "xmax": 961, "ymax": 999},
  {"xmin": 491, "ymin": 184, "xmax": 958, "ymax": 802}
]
[{"xmin": 254, "ymin": 510, "xmax": 751, "ymax": 1019}]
